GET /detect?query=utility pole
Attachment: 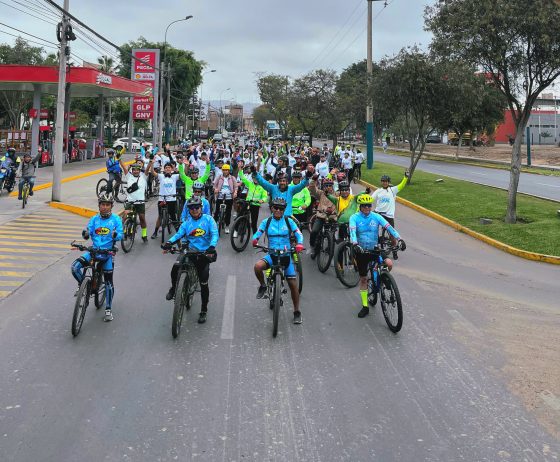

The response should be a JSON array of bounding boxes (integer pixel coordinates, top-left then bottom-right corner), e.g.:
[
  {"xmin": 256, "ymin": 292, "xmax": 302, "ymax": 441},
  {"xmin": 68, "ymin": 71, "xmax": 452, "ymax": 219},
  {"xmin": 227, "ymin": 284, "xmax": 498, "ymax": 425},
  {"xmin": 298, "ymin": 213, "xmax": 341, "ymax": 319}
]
[
  {"xmin": 166, "ymin": 62, "xmax": 171, "ymax": 145},
  {"xmin": 366, "ymin": 0, "xmax": 374, "ymax": 170},
  {"xmin": 52, "ymin": 0, "xmax": 70, "ymax": 202}
]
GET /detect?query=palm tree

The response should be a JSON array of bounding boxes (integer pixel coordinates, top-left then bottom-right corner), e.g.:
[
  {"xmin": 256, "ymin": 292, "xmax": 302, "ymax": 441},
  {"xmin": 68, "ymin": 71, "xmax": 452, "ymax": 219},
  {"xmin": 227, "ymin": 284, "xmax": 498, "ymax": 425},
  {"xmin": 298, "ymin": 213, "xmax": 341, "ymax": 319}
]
[{"xmin": 97, "ymin": 55, "xmax": 114, "ymax": 73}]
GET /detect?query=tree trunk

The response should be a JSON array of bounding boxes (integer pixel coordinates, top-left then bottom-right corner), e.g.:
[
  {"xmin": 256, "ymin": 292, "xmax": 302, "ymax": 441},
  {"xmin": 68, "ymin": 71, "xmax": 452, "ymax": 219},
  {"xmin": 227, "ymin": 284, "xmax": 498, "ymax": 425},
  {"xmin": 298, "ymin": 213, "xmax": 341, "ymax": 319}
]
[{"xmin": 505, "ymin": 121, "xmax": 526, "ymax": 223}]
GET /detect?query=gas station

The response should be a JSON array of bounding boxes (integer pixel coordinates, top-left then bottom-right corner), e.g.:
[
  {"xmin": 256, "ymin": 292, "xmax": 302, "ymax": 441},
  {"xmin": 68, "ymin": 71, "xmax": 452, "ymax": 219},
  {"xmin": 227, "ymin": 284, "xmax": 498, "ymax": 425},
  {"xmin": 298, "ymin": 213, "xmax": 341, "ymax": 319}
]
[{"xmin": 0, "ymin": 64, "xmax": 151, "ymax": 166}]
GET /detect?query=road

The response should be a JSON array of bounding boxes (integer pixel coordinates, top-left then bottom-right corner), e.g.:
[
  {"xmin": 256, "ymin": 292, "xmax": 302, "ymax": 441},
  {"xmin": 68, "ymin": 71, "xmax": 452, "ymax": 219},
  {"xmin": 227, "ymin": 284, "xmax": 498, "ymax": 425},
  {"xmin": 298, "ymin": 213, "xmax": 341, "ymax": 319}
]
[{"xmin": 0, "ymin": 165, "xmax": 559, "ymax": 461}]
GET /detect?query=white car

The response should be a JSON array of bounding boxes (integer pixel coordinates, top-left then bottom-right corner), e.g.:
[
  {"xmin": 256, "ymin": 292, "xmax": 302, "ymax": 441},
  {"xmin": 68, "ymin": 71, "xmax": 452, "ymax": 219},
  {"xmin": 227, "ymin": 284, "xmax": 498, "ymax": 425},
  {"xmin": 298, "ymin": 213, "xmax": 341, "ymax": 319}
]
[{"xmin": 113, "ymin": 138, "xmax": 152, "ymax": 152}]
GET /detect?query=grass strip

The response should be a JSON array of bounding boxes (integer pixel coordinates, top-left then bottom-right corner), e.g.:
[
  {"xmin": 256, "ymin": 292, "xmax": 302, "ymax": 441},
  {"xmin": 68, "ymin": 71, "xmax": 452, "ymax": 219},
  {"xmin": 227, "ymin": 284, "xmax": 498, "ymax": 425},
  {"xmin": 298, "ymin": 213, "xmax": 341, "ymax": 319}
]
[{"xmin": 362, "ymin": 162, "xmax": 560, "ymax": 256}]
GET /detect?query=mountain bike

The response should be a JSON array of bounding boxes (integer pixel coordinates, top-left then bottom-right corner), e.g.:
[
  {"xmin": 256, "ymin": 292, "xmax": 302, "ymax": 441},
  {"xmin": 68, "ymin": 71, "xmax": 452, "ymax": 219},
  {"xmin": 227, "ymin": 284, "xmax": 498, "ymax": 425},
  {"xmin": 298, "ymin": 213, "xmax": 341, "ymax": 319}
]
[
  {"xmin": 70, "ymin": 241, "xmax": 117, "ymax": 337},
  {"xmin": 316, "ymin": 220, "xmax": 338, "ymax": 273},
  {"xmin": 96, "ymin": 173, "xmax": 126, "ymax": 203},
  {"xmin": 20, "ymin": 176, "xmax": 34, "ymax": 209},
  {"xmin": 362, "ymin": 240, "xmax": 406, "ymax": 333},
  {"xmin": 214, "ymin": 196, "xmax": 227, "ymax": 237},
  {"xmin": 166, "ymin": 246, "xmax": 206, "ymax": 339},
  {"xmin": 230, "ymin": 198, "xmax": 251, "ymax": 252},
  {"xmin": 334, "ymin": 239, "xmax": 360, "ymax": 288},
  {"xmin": 255, "ymin": 245, "xmax": 300, "ymax": 338},
  {"xmin": 158, "ymin": 194, "xmax": 178, "ymax": 244},
  {"xmin": 353, "ymin": 164, "xmax": 362, "ymax": 184},
  {"xmin": 121, "ymin": 201, "xmax": 143, "ymax": 253}
]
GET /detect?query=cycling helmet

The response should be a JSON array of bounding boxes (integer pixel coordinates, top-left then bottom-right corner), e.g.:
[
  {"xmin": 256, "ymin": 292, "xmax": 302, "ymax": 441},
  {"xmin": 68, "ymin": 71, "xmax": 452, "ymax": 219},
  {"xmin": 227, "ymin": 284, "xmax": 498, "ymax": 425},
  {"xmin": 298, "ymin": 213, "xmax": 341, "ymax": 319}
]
[
  {"xmin": 380, "ymin": 175, "xmax": 391, "ymax": 182},
  {"xmin": 292, "ymin": 170, "xmax": 302, "ymax": 178},
  {"xmin": 98, "ymin": 194, "xmax": 114, "ymax": 205},
  {"xmin": 187, "ymin": 196, "xmax": 203, "ymax": 208},
  {"xmin": 338, "ymin": 180, "xmax": 350, "ymax": 191},
  {"xmin": 357, "ymin": 194, "xmax": 374, "ymax": 205},
  {"xmin": 7, "ymin": 147, "xmax": 16, "ymax": 154},
  {"xmin": 322, "ymin": 178, "xmax": 334, "ymax": 187},
  {"xmin": 222, "ymin": 164, "xmax": 231, "ymax": 171},
  {"xmin": 189, "ymin": 166, "xmax": 199, "ymax": 174},
  {"xmin": 130, "ymin": 162, "xmax": 142, "ymax": 170},
  {"xmin": 192, "ymin": 181, "xmax": 204, "ymax": 191},
  {"xmin": 336, "ymin": 172, "xmax": 346, "ymax": 181},
  {"xmin": 23, "ymin": 152, "xmax": 31, "ymax": 158},
  {"xmin": 279, "ymin": 156, "xmax": 288, "ymax": 164},
  {"xmin": 271, "ymin": 197, "xmax": 287, "ymax": 209},
  {"xmin": 107, "ymin": 149, "xmax": 115, "ymax": 156}
]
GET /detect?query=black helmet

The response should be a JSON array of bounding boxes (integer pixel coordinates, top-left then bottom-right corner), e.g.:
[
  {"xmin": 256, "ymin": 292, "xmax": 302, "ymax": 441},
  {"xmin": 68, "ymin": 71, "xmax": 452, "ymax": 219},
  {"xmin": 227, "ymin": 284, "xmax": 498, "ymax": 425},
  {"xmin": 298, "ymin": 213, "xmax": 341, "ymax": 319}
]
[
  {"xmin": 187, "ymin": 196, "xmax": 202, "ymax": 208},
  {"xmin": 271, "ymin": 197, "xmax": 287, "ymax": 209},
  {"xmin": 190, "ymin": 166, "xmax": 199, "ymax": 174},
  {"xmin": 380, "ymin": 175, "xmax": 390, "ymax": 182},
  {"xmin": 107, "ymin": 149, "xmax": 115, "ymax": 156},
  {"xmin": 7, "ymin": 147, "xmax": 16, "ymax": 154},
  {"xmin": 98, "ymin": 194, "xmax": 114, "ymax": 205},
  {"xmin": 338, "ymin": 180, "xmax": 350, "ymax": 191},
  {"xmin": 292, "ymin": 170, "xmax": 303, "ymax": 178},
  {"xmin": 279, "ymin": 156, "xmax": 288, "ymax": 164}
]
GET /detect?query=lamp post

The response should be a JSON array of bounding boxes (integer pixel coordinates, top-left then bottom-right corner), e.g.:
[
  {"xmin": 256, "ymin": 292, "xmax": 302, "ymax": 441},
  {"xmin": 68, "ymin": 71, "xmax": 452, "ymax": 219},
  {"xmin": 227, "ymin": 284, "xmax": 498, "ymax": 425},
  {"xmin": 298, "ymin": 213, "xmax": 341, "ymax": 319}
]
[
  {"xmin": 160, "ymin": 15, "xmax": 193, "ymax": 147},
  {"xmin": 198, "ymin": 69, "xmax": 216, "ymax": 139},
  {"xmin": 219, "ymin": 87, "xmax": 231, "ymax": 133}
]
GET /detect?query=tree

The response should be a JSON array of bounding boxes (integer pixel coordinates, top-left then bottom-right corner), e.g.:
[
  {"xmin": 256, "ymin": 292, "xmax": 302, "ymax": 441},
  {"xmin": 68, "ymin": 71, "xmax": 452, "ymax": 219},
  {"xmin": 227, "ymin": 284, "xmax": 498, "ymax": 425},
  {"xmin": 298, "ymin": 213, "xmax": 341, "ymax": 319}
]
[
  {"xmin": 256, "ymin": 74, "xmax": 290, "ymax": 136},
  {"xmin": 252, "ymin": 104, "xmax": 275, "ymax": 132},
  {"xmin": 426, "ymin": 0, "xmax": 560, "ymax": 222},
  {"xmin": 97, "ymin": 55, "xmax": 116, "ymax": 73}
]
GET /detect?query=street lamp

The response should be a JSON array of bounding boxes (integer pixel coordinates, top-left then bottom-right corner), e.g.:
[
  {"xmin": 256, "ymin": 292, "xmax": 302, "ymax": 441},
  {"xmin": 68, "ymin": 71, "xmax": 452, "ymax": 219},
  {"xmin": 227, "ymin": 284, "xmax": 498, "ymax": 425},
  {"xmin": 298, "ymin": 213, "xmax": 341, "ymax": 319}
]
[
  {"xmin": 219, "ymin": 87, "xmax": 232, "ymax": 132},
  {"xmin": 197, "ymin": 69, "xmax": 216, "ymax": 139},
  {"xmin": 160, "ymin": 15, "xmax": 193, "ymax": 146}
]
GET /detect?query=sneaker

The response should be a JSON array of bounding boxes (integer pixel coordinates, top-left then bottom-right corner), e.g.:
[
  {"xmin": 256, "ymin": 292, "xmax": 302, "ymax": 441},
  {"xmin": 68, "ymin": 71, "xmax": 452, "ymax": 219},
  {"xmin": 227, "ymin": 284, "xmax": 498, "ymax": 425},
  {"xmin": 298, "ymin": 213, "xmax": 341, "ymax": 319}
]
[
  {"xmin": 198, "ymin": 311, "xmax": 207, "ymax": 324},
  {"xmin": 151, "ymin": 232, "xmax": 158, "ymax": 239},
  {"xmin": 17, "ymin": 196, "xmax": 22, "ymax": 200},
  {"xmin": 142, "ymin": 236, "xmax": 148, "ymax": 243},
  {"xmin": 256, "ymin": 285, "xmax": 267, "ymax": 299},
  {"xmin": 225, "ymin": 228, "xmax": 230, "ymax": 234},
  {"xmin": 103, "ymin": 309, "xmax": 113, "ymax": 322},
  {"xmin": 358, "ymin": 306, "xmax": 369, "ymax": 318},
  {"xmin": 293, "ymin": 311, "xmax": 302, "ymax": 324},
  {"xmin": 165, "ymin": 287, "xmax": 174, "ymax": 301},
  {"xmin": 29, "ymin": 191, "xmax": 34, "ymax": 196},
  {"xmin": 233, "ymin": 230, "xmax": 238, "ymax": 238}
]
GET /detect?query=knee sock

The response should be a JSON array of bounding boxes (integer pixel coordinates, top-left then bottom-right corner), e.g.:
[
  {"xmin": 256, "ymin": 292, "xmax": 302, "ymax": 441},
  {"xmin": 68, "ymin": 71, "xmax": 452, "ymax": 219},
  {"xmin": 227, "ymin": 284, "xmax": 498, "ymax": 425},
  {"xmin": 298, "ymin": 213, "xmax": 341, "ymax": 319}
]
[
  {"xmin": 360, "ymin": 290, "xmax": 368, "ymax": 307},
  {"xmin": 142, "ymin": 228, "xmax": 147, "ymax": 237}
]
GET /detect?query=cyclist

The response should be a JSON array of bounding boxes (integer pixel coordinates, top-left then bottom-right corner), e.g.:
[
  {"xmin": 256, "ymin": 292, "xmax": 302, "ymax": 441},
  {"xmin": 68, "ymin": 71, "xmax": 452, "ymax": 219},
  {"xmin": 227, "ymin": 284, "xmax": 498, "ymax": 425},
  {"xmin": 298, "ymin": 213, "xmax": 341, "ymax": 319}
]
[
  {"xmin": 150, "ymin": 162, "xmax": 180, "ymax": 239},
  {"xmin": 213, "ymin": 163, "xmax": 237, "ymax": 234},
  {"xmin": 177, "ymin": 157, "xmax": 211, "ymax": 199},
  {"xmin": 104, "ymin": 149, "xmax": 122, "ymax": 195},
  {"xmin": 252, "ymin": 198, "xmax": 305, "ymax": 324},
  {"xmin": 162, "ymin": 196, "xmax": 218, "ymax": 324},
  {"xmin": 251, "ymin": 163, "xmax": 314, "ymax": 217},
  {"xmin": 371, "ymin": 171, "xmax": 409, "ymax": 227},
  {"xmin": 291, "ymin": 170, "xmax": 312, "ymax": 225},
  {"xmin": 315, "ymin": 152, "xmax": 330, "ymax": 179},
  {"xmin": 238, "ymin": 164, "xmax": 269, "ymax": 234},
  {"xmin": 181, "ymin": 181, "xmax": 210, "ymax": 221},
  {"xmin": 308, "ymin": 177, "xmax": 337, "ymax": 259},
  {"xmin": 16, "ymin": 151, "xmax": 41, "ymax": 200},
  {"xmin": 340, "ymin": 151, "xmax": 353, "ymax": 183},
  {"xmin": 71, "ymin": 195, "xmax": 123, "ymax": 322},
  {"xmin": 349, "ymin": 194, "xmax": 403, "ymax": 319},
  {"xmin": 119, "ymin": 157, "xmax": 153, "ymax": 242},
  {"xmin": 354, "ymin": 149, "xmax": 364, "ymax": 179}
]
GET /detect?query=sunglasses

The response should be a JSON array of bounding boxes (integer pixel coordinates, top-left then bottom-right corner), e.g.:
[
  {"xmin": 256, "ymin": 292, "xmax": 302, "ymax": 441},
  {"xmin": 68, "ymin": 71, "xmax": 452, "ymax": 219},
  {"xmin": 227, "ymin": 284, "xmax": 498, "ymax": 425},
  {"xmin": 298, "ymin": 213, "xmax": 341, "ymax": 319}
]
[
  {"xmin": 271, "ymin": 206, "xmax": 286, "ymax": 211},
  {"xmin": 360, "ymin": 204, "xmax": 373, "ymax": 208},
  {"xmin": 188, "ymin": 205, "xmax": 202, "ymax": 210}
]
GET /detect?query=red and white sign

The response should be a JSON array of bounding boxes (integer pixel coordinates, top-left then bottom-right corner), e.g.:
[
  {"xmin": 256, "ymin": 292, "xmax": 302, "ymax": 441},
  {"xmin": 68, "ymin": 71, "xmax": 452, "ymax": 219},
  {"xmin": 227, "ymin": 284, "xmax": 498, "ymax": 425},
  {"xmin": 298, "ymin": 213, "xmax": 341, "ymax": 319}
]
[
  {"xmin": 132, "ymin": 49, "xmax": 159, "ymax": 121},
  {"xmin": 28, "ymin": 108, "xmax": 50, "ymax": 119}
]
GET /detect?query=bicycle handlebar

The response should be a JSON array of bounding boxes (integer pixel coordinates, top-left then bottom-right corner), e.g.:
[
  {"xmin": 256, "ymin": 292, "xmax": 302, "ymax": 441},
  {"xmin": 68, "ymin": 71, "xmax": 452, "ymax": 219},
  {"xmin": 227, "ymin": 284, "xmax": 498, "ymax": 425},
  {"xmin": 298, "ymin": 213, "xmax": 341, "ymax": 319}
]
[
  {"xmin": 70, "ymin": 240, "xmax": 117, "ymax": 255},
  {"xmin": 254, "ymin": 244, "xmax": 303, "ymax": 254}
]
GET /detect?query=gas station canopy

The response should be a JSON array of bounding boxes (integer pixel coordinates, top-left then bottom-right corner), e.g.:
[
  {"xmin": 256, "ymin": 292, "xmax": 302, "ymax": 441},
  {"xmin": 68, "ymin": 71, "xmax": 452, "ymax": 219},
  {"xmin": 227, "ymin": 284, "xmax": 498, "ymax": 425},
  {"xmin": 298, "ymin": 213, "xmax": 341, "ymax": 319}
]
[{"xmin": 0, "ymin": 65, "xmax": 151, "ymax": 98}]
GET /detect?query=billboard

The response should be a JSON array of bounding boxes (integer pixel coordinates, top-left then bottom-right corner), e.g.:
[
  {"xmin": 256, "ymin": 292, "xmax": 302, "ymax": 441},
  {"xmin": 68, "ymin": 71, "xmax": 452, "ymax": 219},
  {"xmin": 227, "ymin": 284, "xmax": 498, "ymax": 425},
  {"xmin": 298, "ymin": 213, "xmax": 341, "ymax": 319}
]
[{"xmin": 131, "ymin": 49, "xmax": 159, "ymax": 123}]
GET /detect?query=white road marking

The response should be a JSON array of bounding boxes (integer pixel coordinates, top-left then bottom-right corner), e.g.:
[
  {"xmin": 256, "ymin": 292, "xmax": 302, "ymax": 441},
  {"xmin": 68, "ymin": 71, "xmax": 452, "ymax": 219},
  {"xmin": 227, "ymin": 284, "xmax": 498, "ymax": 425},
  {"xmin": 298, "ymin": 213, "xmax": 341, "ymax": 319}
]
[
  {"xmin": 447, "ymin": 309, "xmax": 481, "ymax": 337},
  {"xmin": 220, "ymin": 275, "xmax": 236, "ymax": 339},
  {"xmin": 536, "ymin": 182, "xmax": 560, "ymax": 188},
  {"xmin": 469, "ymin": 171, "xmax": 488, "ymax": 176}
]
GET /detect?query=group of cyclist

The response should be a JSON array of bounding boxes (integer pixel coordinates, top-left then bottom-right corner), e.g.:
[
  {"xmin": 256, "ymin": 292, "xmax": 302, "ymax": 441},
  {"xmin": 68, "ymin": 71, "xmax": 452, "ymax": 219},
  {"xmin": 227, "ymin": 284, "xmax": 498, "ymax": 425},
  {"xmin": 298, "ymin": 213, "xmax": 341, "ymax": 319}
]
[{"xmin": 73, "ymin": 137, "xmax": 407, "ymax": 326}]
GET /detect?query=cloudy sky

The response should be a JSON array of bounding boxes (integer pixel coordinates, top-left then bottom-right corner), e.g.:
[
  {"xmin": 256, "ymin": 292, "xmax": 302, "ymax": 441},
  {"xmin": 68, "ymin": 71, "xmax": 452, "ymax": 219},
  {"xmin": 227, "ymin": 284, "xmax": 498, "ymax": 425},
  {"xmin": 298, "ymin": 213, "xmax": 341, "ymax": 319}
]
[{"xmin": 3, "ymin": 0, "xmax": 433, "ymax": 105}]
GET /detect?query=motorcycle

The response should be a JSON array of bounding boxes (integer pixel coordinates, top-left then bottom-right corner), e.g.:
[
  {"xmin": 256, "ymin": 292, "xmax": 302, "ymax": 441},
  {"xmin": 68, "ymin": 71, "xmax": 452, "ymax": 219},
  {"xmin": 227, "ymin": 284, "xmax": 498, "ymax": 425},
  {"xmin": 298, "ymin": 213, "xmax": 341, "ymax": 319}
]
[{"xmin": 0, "ymin": 166, "xmax": 16, "ymax": 194}]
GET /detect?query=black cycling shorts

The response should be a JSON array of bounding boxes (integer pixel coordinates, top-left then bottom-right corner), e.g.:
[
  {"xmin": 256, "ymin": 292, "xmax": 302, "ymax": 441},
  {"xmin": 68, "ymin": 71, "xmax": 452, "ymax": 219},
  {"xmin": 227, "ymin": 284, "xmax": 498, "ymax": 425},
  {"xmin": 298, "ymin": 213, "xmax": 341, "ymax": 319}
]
[
  {"xmin": 355, "ymin": 252, "xmax": 375, "ymax": 277},
  {"xmin": 125, "ymin": 202, "xmax": 145, "ymax": 215}
]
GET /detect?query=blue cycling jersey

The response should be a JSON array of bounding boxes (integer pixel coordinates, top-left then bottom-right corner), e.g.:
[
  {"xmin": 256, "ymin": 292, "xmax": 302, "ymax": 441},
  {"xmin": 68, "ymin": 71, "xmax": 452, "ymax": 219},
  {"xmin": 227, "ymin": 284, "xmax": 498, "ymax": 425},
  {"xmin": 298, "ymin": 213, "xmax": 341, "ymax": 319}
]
[
  {"xmin": 253, "ymin": 216, "xmax": 303, "ymax": 251},
  {"xmin": 106, "ymin": 158, "xmax": 121, "ymax": 174},
  {"xmin": 254, "ymin": 172, "xmax": 309, "ymax": 217},
  {"xmin": 180, "ymin": 197, "xmax": 210, "ymax": 222},
  {"xmin": 87, "ymin": 213, "xmax": 124, "ymax": 250},
  {"xmin": 349, "ymin": 211, "xmax": 400, "ymax": 250},
  {"xmin": 169, "ymin": 213, "xmax": 218, "ymax": 251}
]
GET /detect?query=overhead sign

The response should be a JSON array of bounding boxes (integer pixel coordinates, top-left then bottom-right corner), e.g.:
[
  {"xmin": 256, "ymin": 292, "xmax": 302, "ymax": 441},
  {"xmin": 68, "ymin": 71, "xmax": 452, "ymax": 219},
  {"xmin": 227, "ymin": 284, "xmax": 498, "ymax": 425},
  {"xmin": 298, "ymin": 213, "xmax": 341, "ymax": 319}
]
[
  {"xmin": 131, "ymin": 49, "xmax": 159, "ymax": 122},
  {"xmin": 96, "ymin": 73, "xmax": 113, "ymax": 85}
]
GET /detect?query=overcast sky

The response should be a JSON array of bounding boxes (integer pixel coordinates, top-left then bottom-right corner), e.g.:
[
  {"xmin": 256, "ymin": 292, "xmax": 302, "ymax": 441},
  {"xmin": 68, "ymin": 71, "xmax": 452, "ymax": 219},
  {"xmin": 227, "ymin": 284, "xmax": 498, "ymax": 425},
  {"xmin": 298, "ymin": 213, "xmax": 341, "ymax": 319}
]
[{"xmin": 4, "ymin": 0, "xmax": 433, "ymax": 105}]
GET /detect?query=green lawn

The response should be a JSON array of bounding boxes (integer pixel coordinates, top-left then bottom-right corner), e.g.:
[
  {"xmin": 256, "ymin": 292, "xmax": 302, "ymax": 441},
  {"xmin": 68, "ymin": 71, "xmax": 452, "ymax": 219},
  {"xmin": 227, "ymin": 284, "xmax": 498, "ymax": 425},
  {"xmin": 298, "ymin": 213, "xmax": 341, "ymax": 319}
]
[{"xmin": 362, "ymin": 162, "xmax": 560, "ymax": 256}]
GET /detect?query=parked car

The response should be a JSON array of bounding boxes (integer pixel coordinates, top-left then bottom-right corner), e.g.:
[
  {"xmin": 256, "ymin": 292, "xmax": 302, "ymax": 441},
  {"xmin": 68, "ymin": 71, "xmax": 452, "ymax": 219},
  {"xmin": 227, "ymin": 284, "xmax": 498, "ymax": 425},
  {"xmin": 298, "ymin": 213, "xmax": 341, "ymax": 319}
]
[
  {"xmin": 113, "ymin": 137, "xmax": 152, "ymax": 152},
  {"xmin": 212, "ymin": 134, "xmax": 223, "ymax": 142},
  {"xmin": 426, "ymin": 133, "xmax": 442, "ymax": 143}
]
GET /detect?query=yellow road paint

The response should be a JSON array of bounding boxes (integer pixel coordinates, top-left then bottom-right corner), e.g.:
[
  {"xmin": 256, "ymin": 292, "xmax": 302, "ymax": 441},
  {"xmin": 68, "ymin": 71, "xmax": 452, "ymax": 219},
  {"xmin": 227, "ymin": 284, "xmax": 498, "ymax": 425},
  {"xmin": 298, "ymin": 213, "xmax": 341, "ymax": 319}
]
[
  {"xmin": 0, "ymin": 255, "xmax": 52, "ymax": 261},
  {"xmin": 0, "ymin": 270, "xmax": 32, "ymax": 277},
  {"xmin": 48, "ymin": 202, "xmax": 98, "ymax": 218},
  {"xmin": 0, "ymin": 262, "xmax": 36, "ymax": 268},
  {"xmin": 3, "ymin": 222, "xmax": 83, "ymax": 231},
  {"xmin": 0, "ymin": 229, "xmax": 77, "ymax": 238},
  {"xmin": 0, "ymin": 241, "xmax": 69, "ymax": 249},
  {"xmin": 0, "ymin": 280, "xmax": 24, "ymax": 286},
  {"xmin": 0, "ymin": 234, "xmax": 72, "ymax": 242},
  {"xmin": 0, "ymin": 247, "xmax": 67, "ymax": 254},
  {"xmin": 0, "ymin": 291, "xmax": 12, "ymax": 297},
  {"xmin": 15, "ymin": 217, "xmax": 79, "ymax": 224}
]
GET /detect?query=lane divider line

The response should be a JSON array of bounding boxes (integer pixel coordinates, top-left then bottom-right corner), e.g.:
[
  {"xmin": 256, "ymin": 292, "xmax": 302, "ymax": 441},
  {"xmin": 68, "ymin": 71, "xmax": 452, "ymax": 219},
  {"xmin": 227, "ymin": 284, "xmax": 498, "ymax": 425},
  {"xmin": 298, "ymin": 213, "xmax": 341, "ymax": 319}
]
[
  {"xmin": 359, "ymin": 179, "xmax": 560, "ymax": 265},
  {"xmin": 0, "ymin": 270, "xmax": 32, "ymax": 277}
]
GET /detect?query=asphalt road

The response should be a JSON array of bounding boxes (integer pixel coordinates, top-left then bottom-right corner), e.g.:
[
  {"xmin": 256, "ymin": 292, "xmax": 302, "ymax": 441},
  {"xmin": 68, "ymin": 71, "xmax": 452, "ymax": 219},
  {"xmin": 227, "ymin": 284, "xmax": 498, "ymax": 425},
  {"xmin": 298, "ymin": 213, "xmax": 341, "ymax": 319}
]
[{"xmin": 0, "ymin": 171, "xmax": 559, "ymax": 461}]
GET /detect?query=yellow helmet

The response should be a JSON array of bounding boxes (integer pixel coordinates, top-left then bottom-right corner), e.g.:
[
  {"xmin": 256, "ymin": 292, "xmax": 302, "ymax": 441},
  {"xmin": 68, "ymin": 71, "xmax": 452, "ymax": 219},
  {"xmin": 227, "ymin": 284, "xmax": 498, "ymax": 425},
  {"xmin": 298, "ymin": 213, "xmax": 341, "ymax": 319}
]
[
  {"xmin": 221, "ymin": 164, "xmax": 231, "ymax": 171},
  {"xmin": 357, "ymin": 194, "xmax": 373, "ymax": 205}
]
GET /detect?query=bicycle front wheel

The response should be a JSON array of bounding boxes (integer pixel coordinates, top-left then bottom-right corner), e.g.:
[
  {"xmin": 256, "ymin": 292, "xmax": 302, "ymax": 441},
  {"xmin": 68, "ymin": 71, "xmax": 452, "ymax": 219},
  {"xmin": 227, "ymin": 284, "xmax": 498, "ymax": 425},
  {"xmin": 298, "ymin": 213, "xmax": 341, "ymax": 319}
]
[
  {"xmin": 317, "ymin": 231, "xmax": 334, "ymax": 273},
  {"xmin": 72, "ymin": 276, "xmax": 91, "ymax": 337},
  {"xmin": 21, "ymin": 185, "xmax": 28, "ymax": 209},
  {"xmin": 334, "ymin": 241, "xmax": 360, "ymax": 288},
  {"xmin": 172, "ymin": 271, "xmax": 187, "ymax": 338},
  {"xmin": 114, "ymin": 182, "xmax": 126, "ymax": 203},
  {"xmin": 230, "ymin": 215, "xmax": 250, "ymax": 252},
  {"xmin": 121, "ymin": 218, "xmax": 135, "ymax": 253},
  {"xmin": 380, "ymin": 272, "xmax": 403, "ymax": 333},
  {"xmin": 94, "ymin": 271, "xmax": 106, "ymax": 309},
  {"xmin": 96, "ymin": 178, "xmax": 108, "ymax": 198},
  {"xmin": 272, "ymin": 272, "xmax": 281, "ymax": 338},
  {"xmin": 161, "ymin": 208, "xmax": 169, "ymax": 244}
]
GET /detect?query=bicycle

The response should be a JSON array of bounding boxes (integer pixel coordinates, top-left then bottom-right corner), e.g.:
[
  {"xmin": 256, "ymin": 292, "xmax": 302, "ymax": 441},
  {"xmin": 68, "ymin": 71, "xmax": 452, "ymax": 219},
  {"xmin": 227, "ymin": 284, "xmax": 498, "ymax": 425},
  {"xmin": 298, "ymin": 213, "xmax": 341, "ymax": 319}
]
[
  {"xmin": 158, "ymin": 194, "xmax": 178, "ymax": 244},
  {"xmin": 255, "ymin": 245, "xmax": 300, "ymax": 338},
  {"xmin": 20, "ymin": 176, "xmax": 33, "ymax": 209},
  {"xmin": 230, "ymin": 198, "xmax": 251, "ymax": 252},
  {"xmin": 96, "ymin": 173, "xmax": 126, "ymax": 203},
  {"xmin": 121, "ymin": 201, "xmax": 143, "ymax": 253},
  {"xmin": 166, "ymin": 245, "xmax": 206, "ymax": 339},
  {"xmin": 70, "ymin": 241, "xmax": 117, "ymax": 337},
  {"xmin": 362, "ymin": 240, "xmax": 405, "ymax": 333},
  {"xmin": 334, "ymin": 234, "xmax": 360, "ymax": 288},
  {"xmin": 353, "ymin": 164, "xmax": 361, "ymax": 184},
  {"xmin": 214, "ymin": 195, "xmax": 228, "ymax": 237},
  {"xmin": 316, "ymin": 220, "xmax": 338, "ymax": 273}
]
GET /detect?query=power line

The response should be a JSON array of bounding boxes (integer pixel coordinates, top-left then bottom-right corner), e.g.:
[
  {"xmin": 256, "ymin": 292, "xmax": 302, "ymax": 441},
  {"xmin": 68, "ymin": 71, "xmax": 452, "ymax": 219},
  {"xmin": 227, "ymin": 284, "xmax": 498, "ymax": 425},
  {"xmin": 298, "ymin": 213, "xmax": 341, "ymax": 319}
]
[
  {"xmin": 0, "ymin": 0, "xmax": 57, "ymax": 26},
  {"xmin": 0, "ymin": 28, "xmax": 58, "ymax": 51},
  {"xmin": 72, "ymin": 24, "xmax": 121, "ymax": 65},
  {"xmin": 8, "ymin": 0, "xmax": 59, "ymax": 21},
  {"xmin": 0, "ymin": 22, "xmax": 58, "ymax": 46},
  {"xmin": 28, "ymin": 0, "xmax": 61, "ymax": 20}
]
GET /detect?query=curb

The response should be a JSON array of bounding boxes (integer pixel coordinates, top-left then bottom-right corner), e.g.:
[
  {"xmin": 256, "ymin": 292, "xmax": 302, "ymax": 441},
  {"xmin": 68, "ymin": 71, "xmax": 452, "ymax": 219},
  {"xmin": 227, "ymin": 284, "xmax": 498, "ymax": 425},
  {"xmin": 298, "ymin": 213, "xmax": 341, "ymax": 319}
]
[
  {"xmin": 358, "ymin": 179, "xmax": 560, "ymax": 266},
  {"xmin": 49, "ymin": 201, "xmax": 127, "ymax": 219}
]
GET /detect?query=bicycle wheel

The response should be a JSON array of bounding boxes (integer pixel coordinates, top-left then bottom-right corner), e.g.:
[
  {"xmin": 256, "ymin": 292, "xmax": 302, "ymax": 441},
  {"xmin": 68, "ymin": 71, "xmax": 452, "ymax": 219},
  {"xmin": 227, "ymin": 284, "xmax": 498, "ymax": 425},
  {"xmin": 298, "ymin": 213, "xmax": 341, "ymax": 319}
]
[
  {"xmin": 94, "ymin": 270, "xmax": 106, "ymax": 309},
  {"xmin": 380, "ymin": 272, "xmax": 403, "ymax": 333},
  {"xmin": 121, "ymin": 217, "xmax": 135, "ymax": 253},
  {"xmin": 230, "ymin": 215, "xmax": 250, "ymax": 252},
  {"xmin": 317, "ymin": 231, "xmax": 334, "ymax": 273},
  {"xmin": 114, "ymin": 182, "xmax": 126, "ymax": 203},
  {"xmin": 292, "ymin": 251, "xmax": 303, "ymax": 294},
  {"xmin": 334, "ymin": 241, "xmax": 360, "ymax": 288},
  {"xmin": 353, "ymin": 168, "xmax": 360, "ymax": 184},
  {"xmin": 21, "ymin": 184, "xmax": 28, "ymax": 209},
  {"xmin": 172, "ymin": 271, "xmax": 187, "ymax": 338},
  {"xmin": 160, "ymin": 208, "xmax": 169, "ymax": 244},
  {"xmin": 96, "ymin": 178, "xmax": 109, "ymax": 198},
  {"xmin": 217, "ymin": 211, "xmax": 224, "ymax": 238},
  {"xmin": 185, "ymin": 266, "xmax": 197, "ymax": 311},
  {"xmin": 272, "ymin": 272, "xmax": 281, "ymax": 338},
  {"xmin": 72, "ymin": 276, "xmax": 91, "ymax": 337}
]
